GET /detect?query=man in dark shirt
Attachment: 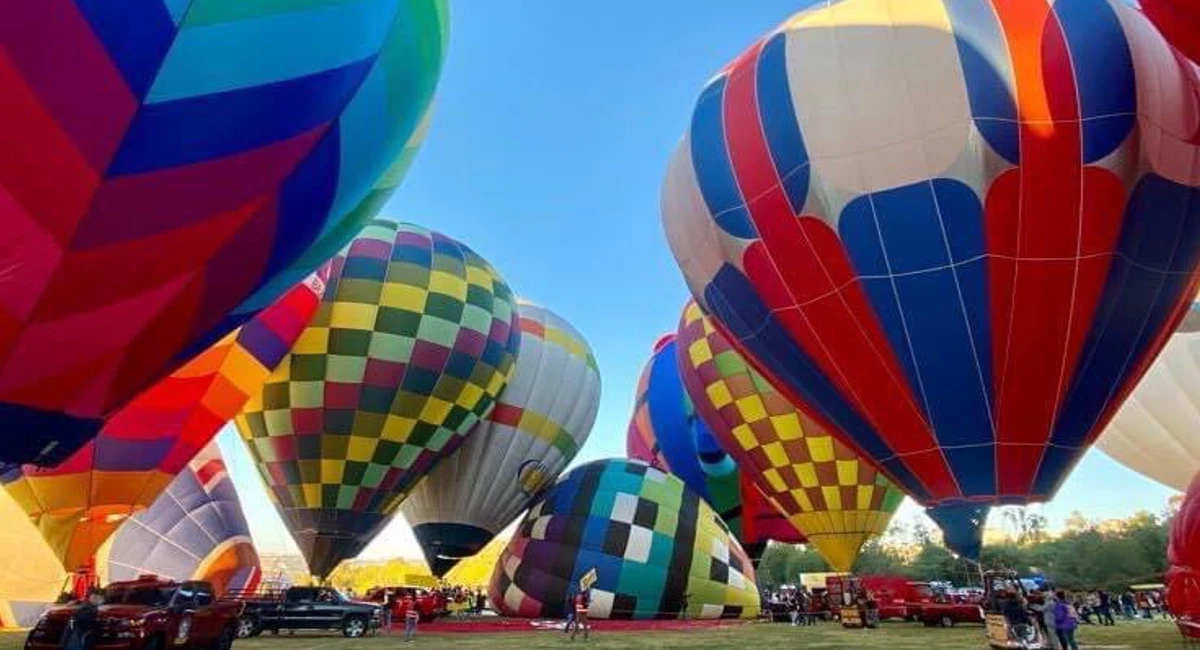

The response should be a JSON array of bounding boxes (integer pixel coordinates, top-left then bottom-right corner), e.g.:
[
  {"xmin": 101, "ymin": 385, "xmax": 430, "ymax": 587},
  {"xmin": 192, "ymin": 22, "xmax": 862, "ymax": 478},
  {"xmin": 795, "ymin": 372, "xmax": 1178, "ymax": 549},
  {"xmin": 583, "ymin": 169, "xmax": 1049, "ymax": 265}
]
[{"xmin": 63, "ymin": 589, "xmax": 103, "ymax": 650}]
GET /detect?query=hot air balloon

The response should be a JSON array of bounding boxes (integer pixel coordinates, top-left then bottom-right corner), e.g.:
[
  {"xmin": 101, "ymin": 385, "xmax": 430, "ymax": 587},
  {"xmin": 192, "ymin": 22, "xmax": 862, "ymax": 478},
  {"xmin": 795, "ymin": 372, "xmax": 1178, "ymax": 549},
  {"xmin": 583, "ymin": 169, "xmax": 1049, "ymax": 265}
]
[
  {"xmin": 235, "ymin": 220, "xmax": 520, "ymax": 580},
  {"xmin": 627, "ymin": 335, "xmax": 804, "ymax": 558},
  {"xmin": 1098, "ymin": 301, "xmax": 1200, "ymax": 492},
  {"xmin": 489, "ymin": 459, "xmax": 761, "ymax": 620},
  {"xmin": 675, "ymin": 301, "xmax": 904, "ymax": 572},
  {"xmin": 401, "ymin": 302, "xmax": 601, "ymax": 577},
  {"xmin": 0, "ymin": 0, "xmax": 448, "ymax": 466},
  {"xmin": 0, "ymin": 488, "xmax": 64, "ymax": 629},
  {"xmin": 1171, "ymin": 471, "xmax": 1200, "ymax": 638},
  {"xmin": 1141, "ymin": 1, "xmax": 1200, "ymax": 63},
  {"xmin": 662, "ymin": 0, "xmax": 1200, "ymax": 559},
  {"xmin": 100, "ymin": 442, "xmax": 261, "ymax": 597},
  {"xmin": 1, "ymin": 269, "xmax": 325, "ymax": 573}
]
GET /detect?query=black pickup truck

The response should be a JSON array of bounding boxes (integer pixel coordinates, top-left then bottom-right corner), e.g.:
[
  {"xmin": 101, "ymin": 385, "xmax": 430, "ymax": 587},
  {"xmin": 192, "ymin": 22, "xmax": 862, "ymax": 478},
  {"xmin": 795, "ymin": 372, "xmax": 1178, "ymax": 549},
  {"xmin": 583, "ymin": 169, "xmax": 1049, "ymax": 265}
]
[{"xmin": 233, "ymin": 587, "xmax": 380, "ymax": 638}]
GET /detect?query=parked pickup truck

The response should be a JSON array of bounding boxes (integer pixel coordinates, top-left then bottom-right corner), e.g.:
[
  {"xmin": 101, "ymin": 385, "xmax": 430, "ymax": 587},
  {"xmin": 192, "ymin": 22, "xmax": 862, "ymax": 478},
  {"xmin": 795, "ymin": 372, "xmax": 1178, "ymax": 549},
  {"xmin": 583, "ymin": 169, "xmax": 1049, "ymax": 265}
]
[
  {"xmin": 25, "ymin": 576, "xmax": 242, "ymax": 650},
  {"xmin": 233, "ymin": 586, "xmax": 380, "ymax": 638},
  {"xmin": 920, "ymin": 594, "xmax": 986, "ymax": 628}
]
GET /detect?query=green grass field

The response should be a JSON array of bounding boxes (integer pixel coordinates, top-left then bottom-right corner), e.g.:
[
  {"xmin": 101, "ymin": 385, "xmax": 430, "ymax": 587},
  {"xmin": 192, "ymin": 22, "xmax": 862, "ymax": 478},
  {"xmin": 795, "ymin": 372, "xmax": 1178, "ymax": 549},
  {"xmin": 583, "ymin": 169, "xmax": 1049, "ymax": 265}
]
[{"xmin": 1, "ymin": 619, "xmax": 1182, "ymax": 650}]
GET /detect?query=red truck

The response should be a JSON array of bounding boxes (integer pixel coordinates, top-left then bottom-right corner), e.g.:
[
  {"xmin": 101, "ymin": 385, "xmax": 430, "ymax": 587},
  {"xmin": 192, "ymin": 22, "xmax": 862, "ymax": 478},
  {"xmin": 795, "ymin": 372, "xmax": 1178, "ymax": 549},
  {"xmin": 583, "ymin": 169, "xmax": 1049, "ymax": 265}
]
[
  {"xmin": 920, "ymin": 590, "xmax": 986, "ymax": 628},
  {"xmin": 827, "ymin": 576, "xmax": 933, "ymax": 621},
  {"xmin": 363, "ymin": 586, "xmax": 447, "ymax": 623},
  {"xmin": 24, "ymin": 576, "xmax": 242, "ymax": 650}
]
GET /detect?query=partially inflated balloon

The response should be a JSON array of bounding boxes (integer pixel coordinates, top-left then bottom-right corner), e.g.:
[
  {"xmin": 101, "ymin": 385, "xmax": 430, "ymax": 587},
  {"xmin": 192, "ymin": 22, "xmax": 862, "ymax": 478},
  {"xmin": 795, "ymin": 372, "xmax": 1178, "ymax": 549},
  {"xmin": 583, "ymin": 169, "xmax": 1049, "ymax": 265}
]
[
  {"xmin": 102, "ymin": 443, "xmax": 260, "ymax": 597},
  {"xmin": 1141, "ymin": 1, "xmax": 1200, "ymax": 63},
  {"xmin": 402, "ymin": 302, "xmax": 601, "ymax": 577},
  {"xmin": 1169, "ymin": 472, "xmax": 1200, "ymax": 634},
  {"xmin": 1, "ymin": 269, "xmax": 324, "ymax": 571},
  {"xmin": 626, "ymin": 336, "xmax": 803, "ymax": 555},
  {"xmin": 0, "ymin": 489, "xmax": 63, "ymax": 629},
  {"xmin": 235, "ymin": 220, "xmax": 520, "ymax": 579},
  {"xmin": 676, "ymin": 301, "xmax": 903, "ymax": 572},
  {"xmin": 662, "ymin": 0, "xmax": 1200, "ymax": 558},
  {"xmin": 0, "ymin": 0, "xmax": 448, "ymax": 466},
  {"xmin": 1099, "ymin": 302, "xmax": 1200, "ymax": 492},
  {"xmin": 489, "ymin": 459, "xmax": 760, "ymax": 620}
]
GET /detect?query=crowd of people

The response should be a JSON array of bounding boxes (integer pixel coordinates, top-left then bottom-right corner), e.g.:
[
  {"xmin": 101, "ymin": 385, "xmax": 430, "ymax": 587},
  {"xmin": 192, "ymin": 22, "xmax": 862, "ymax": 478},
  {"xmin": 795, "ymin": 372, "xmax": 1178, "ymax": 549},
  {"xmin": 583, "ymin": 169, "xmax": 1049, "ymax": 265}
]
[
  {"xmin": 762, "ymin": 587, "xmax": 836, "ymax": 624},
  {"xmin": 994, "ymin": 586, "xmax": 1171, "ymax": 650}
]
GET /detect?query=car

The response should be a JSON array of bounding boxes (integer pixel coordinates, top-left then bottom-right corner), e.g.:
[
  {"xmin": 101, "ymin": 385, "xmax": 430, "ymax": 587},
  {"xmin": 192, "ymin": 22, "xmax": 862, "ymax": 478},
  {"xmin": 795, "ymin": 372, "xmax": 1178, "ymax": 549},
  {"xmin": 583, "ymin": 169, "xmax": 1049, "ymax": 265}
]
[
  {"xmin": 232, "ymin": 586, "xmax": 381, "ymax": 639},
  {"xmin": 919, "ymin": 596, "xmax": 986, "ymax": 628},
  {"xmin": 363, "ymin": 587, "xmax": 446, "ymax": 623},
  {"xmin": 24, "ymin": 576, "xmax": 242, "ymax": 650}
]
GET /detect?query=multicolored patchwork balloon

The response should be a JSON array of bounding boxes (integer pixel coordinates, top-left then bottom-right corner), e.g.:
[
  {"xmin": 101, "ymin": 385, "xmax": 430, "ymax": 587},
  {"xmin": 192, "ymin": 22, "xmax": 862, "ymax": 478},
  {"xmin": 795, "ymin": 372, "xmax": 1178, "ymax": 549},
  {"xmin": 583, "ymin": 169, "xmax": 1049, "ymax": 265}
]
[
  {"xmin": 0, "ymin": 0, "xmax": 448, "ymax": 466},
  {"xmin": 1098, "ymin": 301, "xmax": 1200, "ymax": 492},
  {"xmin": 489, "ymin": 459, "xmax": 761, "ymax": 620},
  {"xmin": 102, "ymin": 442, "xmax": 261, "ymax": 597},
  {"xmin": 626, "ymin": 335, "xmax": 803, "ymax": 557},
  {"xmin": 675, "ymin": 301, "xmax": 903, "ymax": 572},
  {"xmin": 662, "ymin": 0, "xmax": 1200, "ymax": 558},
  {"xmin": 235, "ymin": 220, "xmax": 520, "ymax": 579},
  {"xmin": 402, "ymin": 302, "xmax": 601, "ymax": 577},
  {"xmin": 1, "ymin": 269, "xmax": 325, "ymax": 571}
]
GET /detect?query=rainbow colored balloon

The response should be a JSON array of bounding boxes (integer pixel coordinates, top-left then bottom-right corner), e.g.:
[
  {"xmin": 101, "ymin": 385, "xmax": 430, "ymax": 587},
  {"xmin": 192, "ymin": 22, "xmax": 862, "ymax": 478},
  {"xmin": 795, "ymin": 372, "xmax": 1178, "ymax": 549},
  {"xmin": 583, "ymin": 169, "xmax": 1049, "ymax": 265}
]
[
  {"xmin": 663, "ymin": 0, "xmax": 1200, "ymax": 558},
  {"xmin": 0, "ymin": 0, "xmax": 448, "ymax": 466},
  {"xmin": 2, "ymin": 269, "xmax": 324, "ymax": 571}
]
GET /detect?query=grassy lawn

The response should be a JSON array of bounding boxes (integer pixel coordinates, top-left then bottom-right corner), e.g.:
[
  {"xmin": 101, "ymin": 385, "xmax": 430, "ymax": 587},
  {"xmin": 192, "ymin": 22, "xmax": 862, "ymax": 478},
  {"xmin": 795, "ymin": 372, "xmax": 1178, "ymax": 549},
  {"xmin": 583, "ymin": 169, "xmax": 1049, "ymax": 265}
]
[{"xmin": 0, "ymin": 619, "xmax": 1182, "ymax": 650}]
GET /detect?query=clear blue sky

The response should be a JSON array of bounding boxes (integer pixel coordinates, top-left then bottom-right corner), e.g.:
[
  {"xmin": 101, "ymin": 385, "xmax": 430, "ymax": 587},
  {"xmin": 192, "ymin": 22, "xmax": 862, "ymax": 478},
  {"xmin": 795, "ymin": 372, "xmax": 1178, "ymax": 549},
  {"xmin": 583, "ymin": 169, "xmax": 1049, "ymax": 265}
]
[{"xmin": 218, "ymin": 0, "xmax": 1178, "ymax": 560}]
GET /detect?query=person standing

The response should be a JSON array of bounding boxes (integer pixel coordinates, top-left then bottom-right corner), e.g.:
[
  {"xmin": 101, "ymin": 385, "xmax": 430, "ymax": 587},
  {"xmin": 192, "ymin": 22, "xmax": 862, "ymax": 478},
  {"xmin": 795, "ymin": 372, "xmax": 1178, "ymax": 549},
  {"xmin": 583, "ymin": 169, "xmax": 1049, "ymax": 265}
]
[
  {"xmin": 1098, "ymin": 591, "xmax": 1115, "ymax": 626},
  {"xmin": 1053, "ymin": 591, "xmax": 1080, "ymax": 650},
  {"xmin": 380, "ymin": 589, "xmax": 393, "ymax": 634},
  {"xmin": 1039, "ymin": 591, "xmax": 1060, "ymax": 650},
  {"xmin": 563, "ymin": 588, "xmax": 576, "ymax": 634},
  {"xmin": 402, "ymin": 594, "xmax": 419, "ymax": 643},
  {"xmin": 570, "ymin": 588, "xmax": 590, "ymax": 641},
  {"xmin": 62, "ymin": 589, "xmax": 102, "ymax": 650}
]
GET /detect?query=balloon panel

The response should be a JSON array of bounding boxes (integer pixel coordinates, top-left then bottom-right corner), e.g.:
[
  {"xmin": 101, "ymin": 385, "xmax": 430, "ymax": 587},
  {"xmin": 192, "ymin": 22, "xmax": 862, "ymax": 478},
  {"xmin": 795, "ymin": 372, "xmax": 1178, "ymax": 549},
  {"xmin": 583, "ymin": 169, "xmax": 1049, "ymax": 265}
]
[
  {"xmin": 402, "ymin": 302, "xmax": 601, "ymax": 576},
  {"xmin": 0, "ymin": 488, "xmax": 63, "ymax": 629},
  {"xmin": 489, "ymin": 460, "xmax": 760, "ymax": 620},
  {"xmin": 0, "ymin": 0, "xmax": 448, "ymax": 466},
  {"xmin": 662, "ymin": 0, "xmax": 1200, "ymax": 556},
  {"xmin": 1141, "ymin": 0, "xmax": 1200, "ymax": 63},
  {"xmin": 106, "ymin": 443, "xmax": 260, "ymax": 596},
  {"xmin": 235, "ymin": 220, "xmax": 520, "ymax": 579},
  {"xmin": 0, "ymin": 269, "xmax": 324, "ymax": 571},
  {"xmin": 676, "ymin": 301, "xmax": 902, "ymax": 571},
  {"xmin": 1169, "ymin": 471, "xmax": 1200, "ymax": 628},
  {"xmin": 1099, "ymin": 302, "xmax": 1200, "ymax": 492}
]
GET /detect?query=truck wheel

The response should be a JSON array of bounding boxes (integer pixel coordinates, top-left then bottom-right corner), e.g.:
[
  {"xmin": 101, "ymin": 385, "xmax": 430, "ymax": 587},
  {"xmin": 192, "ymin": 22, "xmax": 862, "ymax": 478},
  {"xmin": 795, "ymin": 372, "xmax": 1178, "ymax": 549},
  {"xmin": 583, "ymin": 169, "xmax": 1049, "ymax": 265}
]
[
  {"xmin": 215, "ymin": 626, "xmax": 236, "ymax": 650},
  {"xmin": 940, "ymin": 614, "xmax": 955, "ymax": 628},
  {"xmin": 342, "ymin": 616, "xmax": 368, "ymax": 638},
  {"xmin": 235, "ymin": 615, "xmax": 260, "ymax": 639}
]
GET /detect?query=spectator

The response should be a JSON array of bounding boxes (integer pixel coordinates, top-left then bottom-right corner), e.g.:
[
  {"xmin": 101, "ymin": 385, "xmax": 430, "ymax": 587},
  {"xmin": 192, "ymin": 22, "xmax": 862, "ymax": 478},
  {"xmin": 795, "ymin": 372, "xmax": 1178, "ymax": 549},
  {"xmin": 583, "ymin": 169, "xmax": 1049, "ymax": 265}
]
[
  {"xmin": 1097, "ymin": 590, "xmax": 1115, "ymax": 626},
  {"xmin": 1053, "ymin": 591, "xmax": 1081, "ymax": 650},
  {"xmin": 402, "ymin": 594, "xmax": 419, "ymax": 643},
  {"xmin": 63, "ymin": 589, "xmax": 103, "ymax": 650},
  {"xmin": 570, "ymin": 589, "xmax": 591, "ymax": 641}
]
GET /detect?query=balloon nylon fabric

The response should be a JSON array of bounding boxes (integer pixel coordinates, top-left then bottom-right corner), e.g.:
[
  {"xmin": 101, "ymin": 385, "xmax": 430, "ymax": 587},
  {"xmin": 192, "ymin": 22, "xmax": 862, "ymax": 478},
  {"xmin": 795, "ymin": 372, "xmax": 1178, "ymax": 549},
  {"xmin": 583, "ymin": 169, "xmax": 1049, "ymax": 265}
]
[
  {"xmin": 105, "ymin": 442, "xmax": 261, "ymax": 597},
  {"xmin": 0, "ymin": 268, "xmax": 325, "ymax": 571},
  {"xmin": 675, "ymin": 300, "xmax": 902, "ymax": 572},
  {"xmin": 235, "ymin": 220, "xmax": 520, "ymax": 580},
  {"xmin": 1098, "ymin": 302, "xmax": 1200, "ymax": 492},
  {"xmin": 1169, "ymin": 471, "xmax": 1200, "ymax": 635},
  {"xmin": 402, "ymin": 301, "xmax": 601, "ymax": 577},
  {"xmin": 0, "ymin": 0, "xmax": 448, "ymax": 466},
  {"xmin": 661, "ymin": 0, "xmax": 1200, "ymax": 558},
  {"xmin": 489, "ymin": 459, "xmax": 761, "ymax": 620}
]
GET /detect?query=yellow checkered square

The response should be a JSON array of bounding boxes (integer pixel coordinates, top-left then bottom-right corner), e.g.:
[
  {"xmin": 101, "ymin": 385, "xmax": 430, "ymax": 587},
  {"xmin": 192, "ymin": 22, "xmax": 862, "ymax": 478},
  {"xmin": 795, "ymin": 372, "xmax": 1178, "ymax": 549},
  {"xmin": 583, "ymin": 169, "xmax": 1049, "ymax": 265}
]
[
  {"xmin": 793, "ymin": 462, "xmax": 819, "ymax": 488},
  {"xmin": 429, "ymin": 270, "xmax": 468, "ymax": 300},
  {"xmin": 382, "ymin": 415, "xmax": 418, "ymax": 442},
  {"xmin": 735, "ymin": 395, "xmax": 768, "ymax": 422},
  {"xmin": 770, "ymin": 413, "xmax": 803, "ymax": 441},
  {"xmin": 762, "ymin": 441, "xmax": 788, "ymax": 468},
  {"xmin": 706, "ymin": 381, "xmax": 734, "ymax": 409},
  {"xmin": 762, "ymin": 468, "xmax": 787, "ymax": 493},
  {"xmin": 292, "ymin": 327, "xmax": 330, "ymax": 354},
  {"xmin": 731, "ymin": 423, "xmax": 758, "ymax": 450},
  {"xmin": 329, "ymin": 302, "xmax": 378, "ymax": 330},
  {"xmin": 806, "ymin": 436, "xmax": 835, "ymax": 463},
  {"xmin": 380, "ymin": 282, "xmax": 428, "ymax": 310},
  {"xmin": 419, "ymin": 397, "xmax": 453, "ymax": 423},
  {"xmin": 456, "ymin": 382, "xmax": 485, "ymax": 408},
  {"xmin": 465, "ymin": 265, "xmax": 492, "ymax": 288},
  {"xmin": 836, "ymin": 460, "xmax": 858, "ymax": 485},
  {"xmin": 347, "ymin": 436, "xmax": 377, "ymax": 463},
  {"xmin": 688, "ymin": 338, "xmax": 713, "ymax": 365}
]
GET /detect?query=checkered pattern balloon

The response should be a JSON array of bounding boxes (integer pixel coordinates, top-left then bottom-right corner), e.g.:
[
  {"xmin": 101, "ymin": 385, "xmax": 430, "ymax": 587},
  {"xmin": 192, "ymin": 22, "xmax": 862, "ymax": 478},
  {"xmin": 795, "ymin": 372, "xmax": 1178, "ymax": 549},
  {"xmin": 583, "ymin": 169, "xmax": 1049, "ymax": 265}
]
[
  {"xmin": 0, "ymin": 0, "xmax": 448, "ymax": 466},
  {"xmin": 662, "ymin": 0, "xmax": 1200, "ymax": 558},
  {"xmin": 1, "ymin": 268, "xmax": 326, "ymax": 571},
  {"xmin": 402, "ymin": 302, "xmax": 601, "ymax": 577},
  {"xmin": 489, "ymin": 459, "xmax": 761, "ymax": 620},
  {"xmin": 235, "ymin": 220, "xmax": 520, "ymax": 579},
  {"xmin": 676, "ymin": 301, "xmax": 903, "ymax": 572}
]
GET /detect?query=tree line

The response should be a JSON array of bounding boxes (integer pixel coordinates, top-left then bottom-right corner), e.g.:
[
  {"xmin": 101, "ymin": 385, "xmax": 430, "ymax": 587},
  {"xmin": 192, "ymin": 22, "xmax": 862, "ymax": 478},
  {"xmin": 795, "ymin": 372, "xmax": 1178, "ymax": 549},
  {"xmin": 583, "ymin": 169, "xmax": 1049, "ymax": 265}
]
[{"xmin": 757, "ymin": 509, "xmax": 1172, "ymax": 593}]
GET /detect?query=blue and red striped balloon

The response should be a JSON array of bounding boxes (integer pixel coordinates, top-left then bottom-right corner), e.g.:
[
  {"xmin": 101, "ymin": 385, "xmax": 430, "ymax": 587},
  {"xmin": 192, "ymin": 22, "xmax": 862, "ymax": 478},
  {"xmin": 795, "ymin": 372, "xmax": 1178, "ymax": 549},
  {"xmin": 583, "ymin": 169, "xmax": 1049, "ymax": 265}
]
[{"xmin": 663, "ymin": 0, "xmax": 1200, "ymax": 558}]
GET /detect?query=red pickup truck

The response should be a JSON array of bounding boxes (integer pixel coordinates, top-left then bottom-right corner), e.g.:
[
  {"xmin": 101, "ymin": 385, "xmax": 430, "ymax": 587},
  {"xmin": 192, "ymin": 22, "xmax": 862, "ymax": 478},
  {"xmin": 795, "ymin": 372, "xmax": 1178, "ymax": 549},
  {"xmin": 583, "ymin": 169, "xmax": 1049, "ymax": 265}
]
[{"xmin": 24, "ymin": 576, "xmax": 242, "ymax": 650}]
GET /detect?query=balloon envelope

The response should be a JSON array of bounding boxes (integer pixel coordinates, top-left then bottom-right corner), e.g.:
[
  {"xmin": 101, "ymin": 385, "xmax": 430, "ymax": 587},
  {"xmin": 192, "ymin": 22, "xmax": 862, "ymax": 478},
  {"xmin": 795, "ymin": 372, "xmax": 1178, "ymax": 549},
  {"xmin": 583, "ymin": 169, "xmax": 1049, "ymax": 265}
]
[
  {"xmin": 0, "ymin": 0, "xmax": 448, "ymax": 466},
  {"xmin": 0, "ymin": 488, "xmax": 63, "ymax": 629},
  {"xmin": 1169, "ymin": 472, "xmax": 1200, "ymax": 635},
  {"xmin": 676, "ymin": 301, "xmax": 904, "ymax": 572},
  {"xmin": 103, "ymin": 442, "xmax": 261, "ymax": 597},
  {"xmin": 1141, "ymin": 1, "xmax": 1200, "ymax": 63},
  {"xmin": 235, "ymin": 220, "xmax": 521, "ymax": 580},
  {"xmin": 1099, "ymin": 302, "xmax": 1200, "ymax": 492},
  {"xmin": 402, "ymin": 302, "xmax": 601, "ymax": 577},
  {"xmin": 662, "ymin": 0, "xmax": 1200, "ymax": 558},
  {"xmin": 626, "ymin": 336, "xmax": 803, "ymax": 554},
  {"xmin": 1, "ymin": 270, "xmax": 324, "ymax": 571},
  {"xmin": 489, "ymin": 459, "xmax": 761, "ymax": 620}
]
